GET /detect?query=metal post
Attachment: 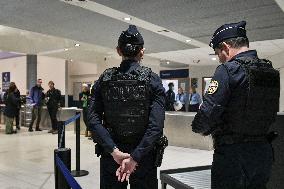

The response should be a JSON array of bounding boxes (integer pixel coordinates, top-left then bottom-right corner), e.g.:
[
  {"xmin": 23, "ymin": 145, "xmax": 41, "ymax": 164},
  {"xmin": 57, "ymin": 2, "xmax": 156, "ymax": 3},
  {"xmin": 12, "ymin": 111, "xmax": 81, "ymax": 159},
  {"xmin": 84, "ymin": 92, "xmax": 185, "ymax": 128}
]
[
  {"xmin": 71, "ymin": 111, "xmax": 89, "ymax": 177},
  {"xmin": 54, "ymin": 148, "xmax": 71, "ymax": 189},
  {"xmin": 58, "ymin": 121, "xmax": 65, "ymax": 149}
]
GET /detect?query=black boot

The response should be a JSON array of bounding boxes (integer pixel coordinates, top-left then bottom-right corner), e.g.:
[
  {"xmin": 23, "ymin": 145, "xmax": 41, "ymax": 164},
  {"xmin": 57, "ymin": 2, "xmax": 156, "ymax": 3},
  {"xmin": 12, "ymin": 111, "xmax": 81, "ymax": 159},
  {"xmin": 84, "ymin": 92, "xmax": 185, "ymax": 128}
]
[{"xmin": 35, "ymin": 128, "xmax": 42, "ymax": 131}]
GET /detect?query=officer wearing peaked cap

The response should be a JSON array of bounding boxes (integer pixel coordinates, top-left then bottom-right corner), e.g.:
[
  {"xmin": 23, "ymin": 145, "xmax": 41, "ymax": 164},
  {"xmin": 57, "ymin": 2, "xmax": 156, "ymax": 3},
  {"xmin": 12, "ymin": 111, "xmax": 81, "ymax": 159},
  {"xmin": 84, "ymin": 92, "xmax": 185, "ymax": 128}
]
[
  {"xmin": 192, "ymin": 21, "xmax": 280, "ymax": 189},
  {"xmin": 88, "ymin": 25, "xmax": 166, "ymax": 189}
]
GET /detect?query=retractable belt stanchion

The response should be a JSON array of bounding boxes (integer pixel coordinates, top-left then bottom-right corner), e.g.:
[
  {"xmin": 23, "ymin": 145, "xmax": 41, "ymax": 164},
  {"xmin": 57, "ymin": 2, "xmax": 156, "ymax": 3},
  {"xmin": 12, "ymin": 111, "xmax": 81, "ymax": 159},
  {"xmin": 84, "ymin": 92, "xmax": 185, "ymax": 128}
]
[
  {"xmin": 55, "ymin": 121, "xmax": 71, "ymax": 189},
  {"xmin": 54, "ymin": 148, "xmax": 71, "ymax": 189},
  {"xmin": 58, "ymin": 121, "xmax": 65, "ymax": 149},
  {"xmin": 71, "ymin": 111, "xmax": 89, "ymax": 177}
]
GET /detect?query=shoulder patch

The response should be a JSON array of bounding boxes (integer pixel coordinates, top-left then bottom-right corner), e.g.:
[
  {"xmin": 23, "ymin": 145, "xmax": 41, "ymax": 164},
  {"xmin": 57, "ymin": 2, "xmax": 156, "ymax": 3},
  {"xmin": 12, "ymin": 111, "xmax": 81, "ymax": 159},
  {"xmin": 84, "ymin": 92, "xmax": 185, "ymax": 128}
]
[{"xmin": 207, "ymin": 80, "xmax": 219, "ymax": 95}]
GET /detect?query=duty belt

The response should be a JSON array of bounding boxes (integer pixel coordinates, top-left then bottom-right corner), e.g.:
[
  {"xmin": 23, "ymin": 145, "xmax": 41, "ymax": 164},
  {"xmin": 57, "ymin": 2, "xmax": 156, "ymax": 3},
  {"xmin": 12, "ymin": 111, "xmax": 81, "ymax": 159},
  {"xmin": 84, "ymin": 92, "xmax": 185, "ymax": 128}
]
[{"xmin": 213, "ymin": 134, "xmax": 268, "ymax": 149}]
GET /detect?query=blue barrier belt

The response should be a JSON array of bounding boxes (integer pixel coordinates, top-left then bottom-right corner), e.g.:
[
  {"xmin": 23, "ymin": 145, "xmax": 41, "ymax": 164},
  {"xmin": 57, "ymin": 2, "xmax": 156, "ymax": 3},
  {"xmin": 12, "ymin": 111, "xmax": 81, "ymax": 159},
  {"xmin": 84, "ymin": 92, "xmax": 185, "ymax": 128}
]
[
  {"xmin": 64, "ymin": 113, "xmax": 81, "ymax": 126},
  {"xmin": 56, "ymin": 155, "xmax": 82, "ymax": 189},
  {"xmin": 59, "ymin": 113, "xmax": 81, "ymax": 149}
]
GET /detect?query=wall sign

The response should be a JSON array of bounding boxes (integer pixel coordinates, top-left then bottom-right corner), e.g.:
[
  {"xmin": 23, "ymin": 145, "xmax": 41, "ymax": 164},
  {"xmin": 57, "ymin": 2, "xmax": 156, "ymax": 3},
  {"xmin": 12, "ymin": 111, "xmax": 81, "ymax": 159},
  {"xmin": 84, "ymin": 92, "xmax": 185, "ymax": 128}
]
[
  {"xmin": 2, "ymin": 72, "xmax": 10, "ymax": 92},
  {"xmin": 160, "ymin": 69, "xmax": 189, "ymax": 79}
]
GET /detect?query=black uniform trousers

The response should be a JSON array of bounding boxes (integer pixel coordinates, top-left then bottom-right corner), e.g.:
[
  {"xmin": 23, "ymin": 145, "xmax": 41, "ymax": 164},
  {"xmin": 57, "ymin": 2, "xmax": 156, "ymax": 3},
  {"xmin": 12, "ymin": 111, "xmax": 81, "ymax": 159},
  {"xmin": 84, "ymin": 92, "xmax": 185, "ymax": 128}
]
[
  {"xmin": 15, "ymin": 108, "xmax": 20, "ymax": 127},
  {"xmin": 100, "ymin": 145, "xmax": 158, "ymax": 189},
  {"xmin": 47, "ymin": 105, "xmax": 58, "ymax": 130},
  {"xmin": 212, "ymin": 142, "xmax": 273, "ymax": 189}
]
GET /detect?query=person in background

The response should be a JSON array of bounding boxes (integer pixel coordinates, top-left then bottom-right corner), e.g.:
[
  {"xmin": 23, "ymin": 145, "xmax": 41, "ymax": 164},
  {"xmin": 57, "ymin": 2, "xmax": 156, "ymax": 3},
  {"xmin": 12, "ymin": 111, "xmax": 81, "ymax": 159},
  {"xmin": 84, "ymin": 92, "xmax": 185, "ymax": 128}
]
[
  {"xmin": 175, "ymin": 87, "xmax": 186, "ymax": 111},
  {"xmin": 46, "ymin": 81, "xmax": 61, "ymax": 134},
  {"xmin": 25, "ymin": 91, "xmax": 32, "ymax": 104},
  {"xmin": 79, "ymin": 83, "xmax": 91, "ymax": 138},
  {"xmin": 28, "ymin": 79, "xmax": 45, "ymax": 132},
  {"xmin": 14, "ymin": 86, "xmax": 21, "ymax": 130},
  {"xmin": 188, "ymin": 87, "xmax": 202, "ymax": 112},
  {"xmin": 4, "ymin": 82, "xmax": 20, "ymax": 134},
  {"xmin": 165, "ymin": 82, "xmax": 175, "ymax": 111}
]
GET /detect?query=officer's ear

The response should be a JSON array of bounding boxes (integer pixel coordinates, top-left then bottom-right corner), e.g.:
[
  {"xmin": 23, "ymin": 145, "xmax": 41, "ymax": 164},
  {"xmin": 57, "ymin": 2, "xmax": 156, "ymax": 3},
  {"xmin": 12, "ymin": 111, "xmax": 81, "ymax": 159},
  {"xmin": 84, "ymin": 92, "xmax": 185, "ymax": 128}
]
[
  {"xmin": 138, "ymin": 48, "xmax": 145, "ymax": 59},
  {"xmin": 116, "ymin": 46, "xmax": 123, "ymax": 57},
  {"xmin": 221, "ymin": 42, "xmax": 230, "ymax": 56}
]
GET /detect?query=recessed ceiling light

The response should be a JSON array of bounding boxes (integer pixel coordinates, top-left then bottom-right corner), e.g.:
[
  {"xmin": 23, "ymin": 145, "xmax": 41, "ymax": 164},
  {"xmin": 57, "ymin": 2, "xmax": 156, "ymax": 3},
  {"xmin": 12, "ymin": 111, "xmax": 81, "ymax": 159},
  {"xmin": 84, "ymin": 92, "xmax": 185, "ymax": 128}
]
[
  {"xmin": 166, "ymin": 61, "xmax": 170, "ymax": 64},
  {"xmin": 123, "ymin": 17, "xmax": 132, "ymax": 21},
  {"xmin": 75, "ymin": 43, "xmax": 80, "ymax": 47},
  {"xmin": 70, "ymin": 59, "xmax": 73, "ymax": 62},
  {"xmin": 211, "ymin": 57, "xmax": 217, "ymax": 61},
  {"xmin": 158, "ymin": 29, "xmax": 170, "ymax": 33},
  {"xmin": 186, "ymin": 39, "xmax": 191, "ymax": 43},
  {"xmin": 64, "ymin": 48, "xmax": 69, "ymax": 51}
]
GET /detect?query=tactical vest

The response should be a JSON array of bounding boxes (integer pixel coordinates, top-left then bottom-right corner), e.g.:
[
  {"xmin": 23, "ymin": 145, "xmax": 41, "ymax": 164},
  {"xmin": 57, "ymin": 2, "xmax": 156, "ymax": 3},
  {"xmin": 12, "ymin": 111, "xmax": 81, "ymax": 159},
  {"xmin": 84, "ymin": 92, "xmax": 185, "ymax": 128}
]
[
  {"xmin": 222, "ymin": 57, "xmax": 280, "ymax": 136},
  {"xmin": 100, "ymin": 66, "xmax": 152, "ymax": 144}
]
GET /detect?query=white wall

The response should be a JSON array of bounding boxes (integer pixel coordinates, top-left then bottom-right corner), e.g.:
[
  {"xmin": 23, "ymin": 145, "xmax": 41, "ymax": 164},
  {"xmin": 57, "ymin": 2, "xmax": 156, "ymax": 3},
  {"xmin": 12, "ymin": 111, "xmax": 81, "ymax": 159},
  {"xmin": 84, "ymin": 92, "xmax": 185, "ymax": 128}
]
[
  {"xmin": 67, "ymin": 55, "xmax": 162, "ymax": 96},
  {"xmin": 189, "ymin": 64, "xmax": 217, "ymax": 95},
  {"xmin": 37, "ymin": 56, "xmax": 66, "ymax": 95},
  {"xmin": 0, "ymin": 56, "xmax": 27, "ymax": 94},
  {"xmin": 279, "ymin": 68, "xmax": 284, "ymax": 112}
]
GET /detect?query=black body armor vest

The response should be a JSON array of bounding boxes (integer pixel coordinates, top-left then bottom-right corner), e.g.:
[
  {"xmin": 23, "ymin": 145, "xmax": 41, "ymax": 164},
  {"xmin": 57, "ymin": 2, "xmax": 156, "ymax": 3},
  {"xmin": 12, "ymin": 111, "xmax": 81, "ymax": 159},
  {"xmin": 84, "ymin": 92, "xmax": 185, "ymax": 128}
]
[
  {"xmin": 222, "ymin": 57, "xmax": 280, "ymax": 136},
  {"xmin": 100, "ymin": 66, "xmax": 152, "ymax": 144}
]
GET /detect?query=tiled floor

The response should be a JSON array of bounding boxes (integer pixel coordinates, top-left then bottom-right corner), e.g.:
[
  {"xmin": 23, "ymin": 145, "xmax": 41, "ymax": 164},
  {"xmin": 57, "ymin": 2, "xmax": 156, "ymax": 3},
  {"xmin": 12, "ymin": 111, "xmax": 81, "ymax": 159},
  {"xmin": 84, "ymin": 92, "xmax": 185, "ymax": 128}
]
[{"xmin": 0, "ymin": 126, "xmax": 213, "ymax": 189}]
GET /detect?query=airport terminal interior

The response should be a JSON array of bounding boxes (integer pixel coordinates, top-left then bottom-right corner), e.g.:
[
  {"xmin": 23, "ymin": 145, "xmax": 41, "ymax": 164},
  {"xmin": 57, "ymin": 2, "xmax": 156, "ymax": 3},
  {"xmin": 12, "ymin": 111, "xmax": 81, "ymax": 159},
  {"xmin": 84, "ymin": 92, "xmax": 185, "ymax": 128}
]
[{"xmin": 0, "ymin": 0, "xmax": 284, "ymax": 189}]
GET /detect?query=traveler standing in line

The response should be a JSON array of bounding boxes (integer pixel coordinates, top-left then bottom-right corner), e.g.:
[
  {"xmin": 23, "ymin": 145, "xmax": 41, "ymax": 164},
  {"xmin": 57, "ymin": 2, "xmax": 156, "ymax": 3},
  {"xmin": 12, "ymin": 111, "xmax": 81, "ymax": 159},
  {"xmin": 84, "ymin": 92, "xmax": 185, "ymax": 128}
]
[
  {"xmin": 28, "ymin": 79, "xmax": 45, "ymax": 132},
  {"xmin": 46, "ymin": 81, "xmax": 61, "ymax": 134},
  {"xmin": 187, "ymin": 87, "xmax": 202, "ymax": 112},
  {"xmin": 165, "ymin": 82, "xmax": 175, "ymax": 111},
  {"xmin": 4, "ymin": 82, "xmax": 20, "ymax": 134},
  {"xmin": 79, "ymin": 83, "xmax": 91, "ymax": 138}
]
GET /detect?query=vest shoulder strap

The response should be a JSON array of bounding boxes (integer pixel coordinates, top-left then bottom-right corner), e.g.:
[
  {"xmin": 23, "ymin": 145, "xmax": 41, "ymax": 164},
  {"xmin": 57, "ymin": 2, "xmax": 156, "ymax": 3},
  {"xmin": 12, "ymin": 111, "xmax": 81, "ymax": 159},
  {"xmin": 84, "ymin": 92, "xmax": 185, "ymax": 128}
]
[
  {"xmin": 102, "ymin": 67, "xmax": 118, "ymax": 81},
  {"xmin": 135, "ymin": 66, "xmax": 152, "ymax": 82}
]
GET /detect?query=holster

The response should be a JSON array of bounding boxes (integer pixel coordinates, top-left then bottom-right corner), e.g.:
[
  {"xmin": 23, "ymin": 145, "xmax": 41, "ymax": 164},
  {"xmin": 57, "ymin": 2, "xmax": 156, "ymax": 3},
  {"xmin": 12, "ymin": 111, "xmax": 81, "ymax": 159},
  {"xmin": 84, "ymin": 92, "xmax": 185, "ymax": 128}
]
[
  {"xmin": 266, "ymin": 131, "xmax": 278, "ymax": 143},
  {"xmin": 154, "ymin": 135, "xmax": 168, "ymax": 167},
  {"xmin": 266, "ymin": 131, "xmax": 278, "ymax": 162}
]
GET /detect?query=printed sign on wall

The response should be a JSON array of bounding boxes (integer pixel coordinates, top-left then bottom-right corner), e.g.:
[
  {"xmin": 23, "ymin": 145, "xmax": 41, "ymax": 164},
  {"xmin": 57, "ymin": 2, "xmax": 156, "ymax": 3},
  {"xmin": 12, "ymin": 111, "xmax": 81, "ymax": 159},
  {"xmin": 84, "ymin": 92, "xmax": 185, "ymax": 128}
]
[{"xmin": 2, "ymin": 72, "xmax": 10, "ymax": 92}]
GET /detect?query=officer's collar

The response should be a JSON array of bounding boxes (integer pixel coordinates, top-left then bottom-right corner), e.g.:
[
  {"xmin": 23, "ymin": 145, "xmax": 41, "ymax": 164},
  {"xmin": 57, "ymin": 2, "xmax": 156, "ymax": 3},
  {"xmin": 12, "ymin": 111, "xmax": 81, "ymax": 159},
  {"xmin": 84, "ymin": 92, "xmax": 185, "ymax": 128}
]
[
  {"xmin": 120, "ymin": 59, "xmax": 140, "ymax": 71},
  {"xmin": 230, "ymin": 50, "xmax": 258, "ymax": 61}
]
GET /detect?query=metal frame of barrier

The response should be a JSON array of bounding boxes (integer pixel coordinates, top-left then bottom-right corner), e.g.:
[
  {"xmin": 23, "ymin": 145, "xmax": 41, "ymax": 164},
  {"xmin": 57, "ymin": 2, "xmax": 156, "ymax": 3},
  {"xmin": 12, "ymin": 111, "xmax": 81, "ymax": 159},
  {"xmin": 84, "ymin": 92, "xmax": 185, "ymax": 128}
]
[{"xmin": 160, "ymin": 165, "xmax": 211, "ymax": 189}]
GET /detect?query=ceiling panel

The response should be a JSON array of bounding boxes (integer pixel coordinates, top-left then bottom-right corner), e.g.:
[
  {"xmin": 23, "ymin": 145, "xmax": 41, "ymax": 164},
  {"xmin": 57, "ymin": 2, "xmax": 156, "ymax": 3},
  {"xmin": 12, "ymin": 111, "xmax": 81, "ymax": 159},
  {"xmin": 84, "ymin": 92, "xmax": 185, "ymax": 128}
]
[
  {"xmin": 0, "ymin": 0, "xmax": 195, "ymax": 54},
  {"xmin": 94, "ymin": 0, "xmax": 284, "ymax": 44}
]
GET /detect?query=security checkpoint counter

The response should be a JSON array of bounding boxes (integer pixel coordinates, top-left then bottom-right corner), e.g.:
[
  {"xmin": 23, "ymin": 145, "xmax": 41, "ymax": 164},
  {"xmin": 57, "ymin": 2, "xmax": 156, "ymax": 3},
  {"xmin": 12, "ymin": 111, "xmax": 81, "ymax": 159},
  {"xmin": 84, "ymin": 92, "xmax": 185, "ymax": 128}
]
[
  {"xmin": 164, "ymin": 111, "xmax": 213, "ymax": 151},
  {"xmin": 160, "ymin": 112, "xmax": 284, "ymax": 189},
  {"xmin": 21, "ymin": 106, "xmax": 87, "ymax": 134}
]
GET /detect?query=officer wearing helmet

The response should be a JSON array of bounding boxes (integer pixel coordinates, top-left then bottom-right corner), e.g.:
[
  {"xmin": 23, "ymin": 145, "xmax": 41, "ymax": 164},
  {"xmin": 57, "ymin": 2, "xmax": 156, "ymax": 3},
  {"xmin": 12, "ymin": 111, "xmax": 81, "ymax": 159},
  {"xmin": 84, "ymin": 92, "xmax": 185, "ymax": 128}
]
[
  {"xmin": 192, "ymin": 21, "xmax": 280, "ymax": 189},
  {"xmin": 88, "ymin": 25, "xmax": 166, "ymax": 189}
]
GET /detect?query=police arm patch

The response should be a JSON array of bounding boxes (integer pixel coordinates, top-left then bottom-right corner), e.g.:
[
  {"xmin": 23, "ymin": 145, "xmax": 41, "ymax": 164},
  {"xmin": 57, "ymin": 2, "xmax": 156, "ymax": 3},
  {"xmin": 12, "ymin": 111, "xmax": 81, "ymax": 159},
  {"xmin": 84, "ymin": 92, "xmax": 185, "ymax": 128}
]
[{"xmin": 207, "ymin": 80, "xmax": 219, "ymax": 95}]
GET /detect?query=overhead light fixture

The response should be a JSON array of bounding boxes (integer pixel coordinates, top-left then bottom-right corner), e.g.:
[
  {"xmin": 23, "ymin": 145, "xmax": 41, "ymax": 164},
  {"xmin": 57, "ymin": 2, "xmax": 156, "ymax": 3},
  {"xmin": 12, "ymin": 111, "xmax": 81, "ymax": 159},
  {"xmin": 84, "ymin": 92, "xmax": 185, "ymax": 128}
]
[
  {"xmin": 157, "ymin": 29, "xmax": 170, "ymax": 33},
  {"xmin": 211, "ymin": 57, "xmax": 217, "ymax": 61},
  {"xmin": 186, "ymin": 39, "xmax": 191, "ymax": 43},
  {"xmin": 166, "ymin": 61, "xmax": 170, "ymax": 64},
  {"xmin": 64, "ymin": 48, "xmax": 69, "ymax": 51},
  {"xmin": 123, "ymin": 17, "xmax": 132, "ymax": 21},
  {"xmin": 75, "ymin": 43, "xmax": 80, "ymax": 47},
  {"xmin": 70, "ymin": 59, "xmax": 73, "ymax": 62}
]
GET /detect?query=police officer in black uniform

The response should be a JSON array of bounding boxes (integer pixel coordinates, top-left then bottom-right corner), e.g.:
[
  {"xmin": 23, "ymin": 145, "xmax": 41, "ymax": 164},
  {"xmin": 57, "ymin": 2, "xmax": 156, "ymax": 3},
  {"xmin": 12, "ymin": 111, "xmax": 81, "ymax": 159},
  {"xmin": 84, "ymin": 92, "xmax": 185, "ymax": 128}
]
[
  {"xmin": 192, "ymin": 21, "xmax": 280, "ymax": 189},
  {"xmin": 88, "ymin": 25, "xmax": 166, "ymax": 189}
]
